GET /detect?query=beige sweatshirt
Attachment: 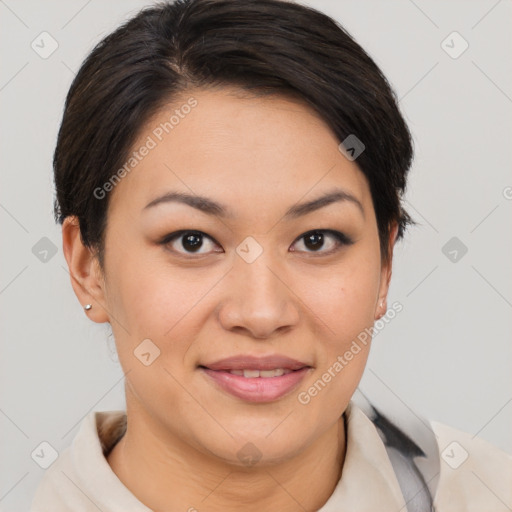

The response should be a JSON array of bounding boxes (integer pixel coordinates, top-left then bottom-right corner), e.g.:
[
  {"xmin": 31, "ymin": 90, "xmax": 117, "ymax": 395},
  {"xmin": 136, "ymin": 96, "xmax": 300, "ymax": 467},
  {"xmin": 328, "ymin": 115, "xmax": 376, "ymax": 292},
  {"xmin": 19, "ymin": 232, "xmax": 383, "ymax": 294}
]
[{"xmin": 29, "ymin": 402, "xmax": 512, "ymax": 511}]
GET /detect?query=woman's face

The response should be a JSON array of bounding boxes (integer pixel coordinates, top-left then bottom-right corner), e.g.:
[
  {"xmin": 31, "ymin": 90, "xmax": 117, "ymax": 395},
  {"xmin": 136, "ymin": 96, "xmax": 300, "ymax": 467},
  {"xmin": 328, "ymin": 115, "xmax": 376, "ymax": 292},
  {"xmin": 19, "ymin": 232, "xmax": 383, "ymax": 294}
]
[{"xmin": 69, "ymin": 87, "xmax": 394, "ymax": 465}]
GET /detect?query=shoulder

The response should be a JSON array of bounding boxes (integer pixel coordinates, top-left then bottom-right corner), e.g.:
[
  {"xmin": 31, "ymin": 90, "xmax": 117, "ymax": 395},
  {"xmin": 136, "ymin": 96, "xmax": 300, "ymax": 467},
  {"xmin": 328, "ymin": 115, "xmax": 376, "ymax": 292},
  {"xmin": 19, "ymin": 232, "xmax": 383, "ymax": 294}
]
[
  {"xmin": 29, "ymin": 444, "xmax": 74, "ymax": 511},
  {"xmin": 432, "ymin": 420, "xmax": 512, "ymax": 511},
  {"xmin": 29, "ymin": 410, "xmax": 129, "ymax": 511}
]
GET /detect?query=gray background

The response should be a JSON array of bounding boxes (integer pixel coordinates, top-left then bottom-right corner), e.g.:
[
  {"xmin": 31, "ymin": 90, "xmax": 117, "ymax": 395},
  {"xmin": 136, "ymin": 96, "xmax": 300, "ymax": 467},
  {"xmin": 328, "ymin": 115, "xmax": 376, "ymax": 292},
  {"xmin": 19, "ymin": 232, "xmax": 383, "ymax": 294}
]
[{"xmin": 1, "ymin": 0, "xmax": 511, "ymax": 509}]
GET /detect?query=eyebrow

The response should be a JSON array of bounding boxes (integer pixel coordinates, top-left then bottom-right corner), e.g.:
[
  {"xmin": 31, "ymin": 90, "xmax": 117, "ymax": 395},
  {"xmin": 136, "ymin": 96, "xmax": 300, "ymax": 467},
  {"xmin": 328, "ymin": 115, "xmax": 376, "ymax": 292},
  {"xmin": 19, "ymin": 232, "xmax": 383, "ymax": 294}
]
[{"xmin": 143, "ymin": 189, "xmax": 364, "ymax": 219}]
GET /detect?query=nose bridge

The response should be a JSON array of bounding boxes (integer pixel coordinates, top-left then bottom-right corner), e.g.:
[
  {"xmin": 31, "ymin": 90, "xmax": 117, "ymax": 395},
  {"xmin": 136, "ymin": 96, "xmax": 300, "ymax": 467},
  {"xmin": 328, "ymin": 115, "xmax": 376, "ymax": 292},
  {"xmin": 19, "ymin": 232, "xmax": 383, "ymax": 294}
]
[
  {"xmin": 217, "ymin": 238, "xmax": 299, "ymax": 337},
  {"xmin": 235, "ymin": 240, "xmax": 286, "ymax": 307}
]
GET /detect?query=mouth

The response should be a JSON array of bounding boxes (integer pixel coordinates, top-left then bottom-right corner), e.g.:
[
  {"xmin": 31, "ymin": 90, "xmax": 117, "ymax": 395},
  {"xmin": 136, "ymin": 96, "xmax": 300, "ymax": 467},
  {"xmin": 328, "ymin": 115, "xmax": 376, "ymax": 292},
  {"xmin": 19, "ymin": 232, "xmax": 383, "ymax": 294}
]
[
  {"xmin": 199, "ymin": 354, "xmax": 310, "ymax": 372},
  {"xmin": 198, "ymin": 354, "xmax": 312, "ymax": 402},
  {"xmin": 201, "ymin": 367, "xmax": 297, "ymax": 378}
]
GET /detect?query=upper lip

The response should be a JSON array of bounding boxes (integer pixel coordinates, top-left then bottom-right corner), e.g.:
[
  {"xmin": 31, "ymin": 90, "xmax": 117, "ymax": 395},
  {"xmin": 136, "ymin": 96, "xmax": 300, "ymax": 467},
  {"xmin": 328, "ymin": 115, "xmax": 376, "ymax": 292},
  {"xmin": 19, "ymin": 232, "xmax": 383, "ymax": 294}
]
[{"xmin": 200, "ymin": 355, "xmax": 311, "ymax": 371}]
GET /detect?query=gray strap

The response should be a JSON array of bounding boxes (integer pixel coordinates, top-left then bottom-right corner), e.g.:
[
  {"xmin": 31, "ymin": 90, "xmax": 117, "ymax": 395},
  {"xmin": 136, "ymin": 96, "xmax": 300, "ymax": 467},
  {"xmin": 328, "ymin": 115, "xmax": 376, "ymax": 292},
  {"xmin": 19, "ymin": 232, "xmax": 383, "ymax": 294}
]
[{"xmin": 352, "ymin": 389, "xmax": 440, "ymax": 512}]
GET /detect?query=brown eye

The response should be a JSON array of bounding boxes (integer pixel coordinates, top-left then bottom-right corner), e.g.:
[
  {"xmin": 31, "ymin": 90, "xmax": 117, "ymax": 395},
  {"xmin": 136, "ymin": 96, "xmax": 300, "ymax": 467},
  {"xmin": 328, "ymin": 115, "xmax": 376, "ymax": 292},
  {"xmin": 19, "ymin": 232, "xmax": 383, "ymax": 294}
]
[
  {"xmin": 291, "ymin": 230, "xmax": 353, "ymax": 255},
  {"xmin": 160, "ymin": 230, "xmax": 221, "ymax": 256}
]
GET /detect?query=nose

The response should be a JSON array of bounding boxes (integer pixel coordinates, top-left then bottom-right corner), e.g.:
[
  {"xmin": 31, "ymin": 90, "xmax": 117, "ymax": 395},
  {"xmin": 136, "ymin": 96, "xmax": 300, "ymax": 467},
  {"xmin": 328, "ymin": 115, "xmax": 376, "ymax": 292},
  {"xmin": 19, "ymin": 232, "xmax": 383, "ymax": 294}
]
[{"xmin": 216, "ymin": 249, "xmax": 300, "ymax": 340}]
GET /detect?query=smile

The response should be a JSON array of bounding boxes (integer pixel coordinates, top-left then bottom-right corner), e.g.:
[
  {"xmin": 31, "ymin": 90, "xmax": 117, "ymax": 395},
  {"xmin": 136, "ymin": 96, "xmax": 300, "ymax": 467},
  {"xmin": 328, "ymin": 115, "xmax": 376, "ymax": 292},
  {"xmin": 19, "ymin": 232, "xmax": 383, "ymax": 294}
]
[{"xmin": 199, "ymin": 366, "xmax": 311, "ymax": 402}]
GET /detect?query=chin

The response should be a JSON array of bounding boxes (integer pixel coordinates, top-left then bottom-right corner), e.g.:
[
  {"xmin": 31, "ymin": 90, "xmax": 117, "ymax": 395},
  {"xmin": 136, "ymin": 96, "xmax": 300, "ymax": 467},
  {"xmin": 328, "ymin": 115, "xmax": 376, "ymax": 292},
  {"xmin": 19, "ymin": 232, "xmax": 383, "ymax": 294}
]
[{"xmin": 198, "ymin": 424, "xmax": 312, "ymax": 468}]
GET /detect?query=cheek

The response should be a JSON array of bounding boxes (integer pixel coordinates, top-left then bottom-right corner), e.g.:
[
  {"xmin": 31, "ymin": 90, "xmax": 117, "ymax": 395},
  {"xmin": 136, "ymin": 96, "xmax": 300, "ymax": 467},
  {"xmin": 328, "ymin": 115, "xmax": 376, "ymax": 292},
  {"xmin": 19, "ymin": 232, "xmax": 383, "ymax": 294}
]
[
  {"xmin": 103, "ymin": 232, "xmax": 182, "ymax": 328},
  {"xmin": 300, "ymin": 258, "xmax": 378, "ymax": 418},
  {"xmin": 301, "ymin": 251, "xmax": 381, "ymax": 333},
  {"xmin": 300, "ymin": 245, "xmax": 380, "ymax": 395},
  {"xmin": 104, "ymin": 246, "xmax": 221, "ymax": 369}
]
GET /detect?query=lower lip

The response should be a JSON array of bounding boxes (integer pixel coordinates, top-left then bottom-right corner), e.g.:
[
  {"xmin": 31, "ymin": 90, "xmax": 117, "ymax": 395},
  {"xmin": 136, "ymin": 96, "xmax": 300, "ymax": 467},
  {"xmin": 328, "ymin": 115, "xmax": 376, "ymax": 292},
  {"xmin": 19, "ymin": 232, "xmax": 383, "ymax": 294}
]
[{"xmin": 200, "ymin": 367, "xmax": 311, "ymax": 403}]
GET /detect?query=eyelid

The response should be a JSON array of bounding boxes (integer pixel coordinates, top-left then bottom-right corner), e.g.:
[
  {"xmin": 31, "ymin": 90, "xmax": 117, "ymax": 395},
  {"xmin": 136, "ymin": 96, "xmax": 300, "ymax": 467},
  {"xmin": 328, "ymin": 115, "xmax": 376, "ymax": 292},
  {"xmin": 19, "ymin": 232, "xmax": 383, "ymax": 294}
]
[
  {"xmin": 293, "ymin": 229, "xmax": 353, "ymax": 244},
  {"xmin": 290, "ymin": 229, "xmax": 354, "ymax": 256},
  {"xmin": 159, "ymin": 230, "xmax": 222, "ymax": 255},
  {"xmin": 159, "ymin": 229, "xmax": 217, "ymax": 246}
]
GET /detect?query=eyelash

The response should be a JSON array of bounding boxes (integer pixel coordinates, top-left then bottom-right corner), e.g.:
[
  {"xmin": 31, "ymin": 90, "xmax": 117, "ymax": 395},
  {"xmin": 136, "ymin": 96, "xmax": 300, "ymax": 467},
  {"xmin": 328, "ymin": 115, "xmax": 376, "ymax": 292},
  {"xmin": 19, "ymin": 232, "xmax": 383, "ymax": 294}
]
[{"xmin": 158, "ymin": 229, "xmax": 354, "ymax": 258}]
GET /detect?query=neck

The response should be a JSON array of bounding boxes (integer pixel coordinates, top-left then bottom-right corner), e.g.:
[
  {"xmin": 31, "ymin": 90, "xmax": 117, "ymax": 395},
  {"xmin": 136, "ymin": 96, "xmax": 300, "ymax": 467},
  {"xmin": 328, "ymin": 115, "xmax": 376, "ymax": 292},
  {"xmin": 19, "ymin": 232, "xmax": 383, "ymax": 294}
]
[{"xmin": 107, "ymin": 402, "xmax": 346, "ymax": 512}]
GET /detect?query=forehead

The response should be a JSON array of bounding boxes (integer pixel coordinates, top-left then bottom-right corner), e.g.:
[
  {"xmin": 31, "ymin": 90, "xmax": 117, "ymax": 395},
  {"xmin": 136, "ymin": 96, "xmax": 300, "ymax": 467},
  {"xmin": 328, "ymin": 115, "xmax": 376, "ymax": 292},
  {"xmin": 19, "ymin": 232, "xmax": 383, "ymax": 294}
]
[{"xmin": 107, "ymin": 87, "xmax": 372, "ymax": 217}]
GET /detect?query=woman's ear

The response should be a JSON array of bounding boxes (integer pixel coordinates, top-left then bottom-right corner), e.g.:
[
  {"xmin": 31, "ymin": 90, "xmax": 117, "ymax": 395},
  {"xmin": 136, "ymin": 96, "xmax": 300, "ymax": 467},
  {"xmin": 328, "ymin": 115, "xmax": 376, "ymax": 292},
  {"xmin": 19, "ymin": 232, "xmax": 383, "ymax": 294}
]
[
  {"xmin": 375, "ymin": 222, "xmax": 399, "ymax": 320},
  {"xmin": 62, "ymin": 216, "xmax": 110, "ymax": 323}
]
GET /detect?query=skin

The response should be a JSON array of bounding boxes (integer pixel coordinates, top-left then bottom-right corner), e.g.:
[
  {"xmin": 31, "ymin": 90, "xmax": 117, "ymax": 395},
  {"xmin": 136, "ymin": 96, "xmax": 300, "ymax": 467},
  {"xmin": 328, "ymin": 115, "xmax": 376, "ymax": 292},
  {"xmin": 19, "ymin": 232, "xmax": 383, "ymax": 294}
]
[{"xmin": 62, "ymin": 86, "xmax": 398, "ymax": 512}]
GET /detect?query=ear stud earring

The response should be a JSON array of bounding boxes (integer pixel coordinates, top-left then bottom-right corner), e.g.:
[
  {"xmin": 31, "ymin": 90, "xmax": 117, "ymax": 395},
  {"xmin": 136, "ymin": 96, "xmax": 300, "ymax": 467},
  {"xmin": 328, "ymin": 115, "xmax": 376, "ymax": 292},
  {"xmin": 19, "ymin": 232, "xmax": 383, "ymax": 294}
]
[{"xmin": 84, "ymin": 304, "xmax": 92, "ymax": 311}]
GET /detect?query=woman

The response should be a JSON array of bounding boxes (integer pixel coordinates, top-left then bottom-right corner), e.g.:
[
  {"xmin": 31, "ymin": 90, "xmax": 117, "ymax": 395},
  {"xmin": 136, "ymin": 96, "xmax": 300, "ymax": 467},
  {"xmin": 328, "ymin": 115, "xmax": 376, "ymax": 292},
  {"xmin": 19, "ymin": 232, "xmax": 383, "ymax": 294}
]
[{"xmin": 30, "ymin": 0, "xmax": 511, "ymax": 510}]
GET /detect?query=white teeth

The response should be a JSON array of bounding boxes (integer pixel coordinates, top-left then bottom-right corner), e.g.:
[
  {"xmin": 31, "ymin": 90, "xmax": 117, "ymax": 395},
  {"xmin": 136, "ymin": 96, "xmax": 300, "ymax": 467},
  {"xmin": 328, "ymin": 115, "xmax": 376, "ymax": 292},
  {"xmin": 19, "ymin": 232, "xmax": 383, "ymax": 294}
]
[
  {"xmin": 227, "ymin": 368, "xmax": 292, "ymax": 378},
  {"xmin": 243, "ymin": 369, "xmax": 261, "ymax": 378},
  {"xmin": 260, "ymin": 369, "xmax": 284, "ymax": 377}
]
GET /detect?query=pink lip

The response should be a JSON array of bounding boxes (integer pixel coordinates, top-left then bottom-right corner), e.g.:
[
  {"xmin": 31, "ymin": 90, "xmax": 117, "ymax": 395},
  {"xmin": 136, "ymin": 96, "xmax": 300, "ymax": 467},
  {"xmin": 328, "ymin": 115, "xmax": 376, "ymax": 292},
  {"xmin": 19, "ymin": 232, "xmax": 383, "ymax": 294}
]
[
  {"xmin": 200, "ymin": 367, "xmax": 311, "ymax": 402},
  {"xmin": 201, "ymin": 354, "xmax": 310, "ymax": 371}
]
